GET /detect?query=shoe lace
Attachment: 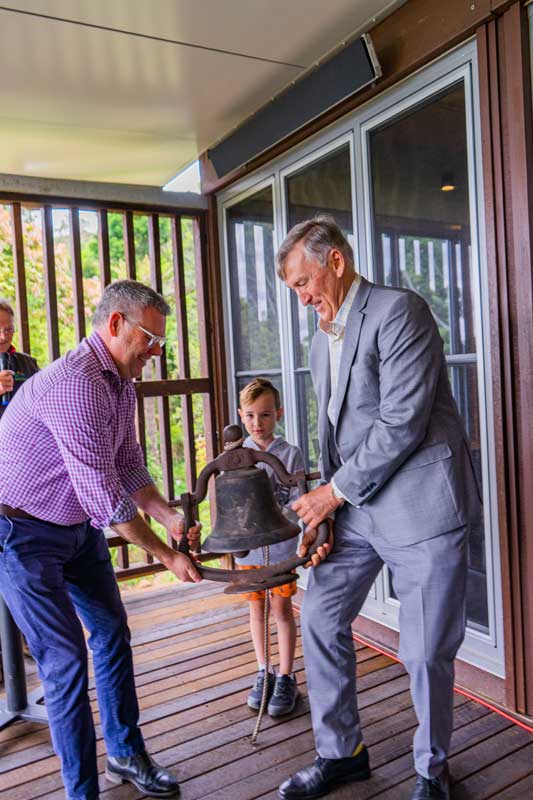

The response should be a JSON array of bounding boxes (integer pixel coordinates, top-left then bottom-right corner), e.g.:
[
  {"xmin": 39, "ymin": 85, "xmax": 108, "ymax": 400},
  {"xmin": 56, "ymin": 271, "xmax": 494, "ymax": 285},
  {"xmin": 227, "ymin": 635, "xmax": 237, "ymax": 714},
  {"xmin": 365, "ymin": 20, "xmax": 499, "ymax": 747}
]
[
  {"xmin": 415, "ymin": 775, "xmax": 445, "ymax": 799},
  {"xmin": 254, "ymin": 670, "xmax": 270, "ymax": 690},
  {"xmin": 273, "ymin": 676, "xmax": 294, "ymax": 699}
]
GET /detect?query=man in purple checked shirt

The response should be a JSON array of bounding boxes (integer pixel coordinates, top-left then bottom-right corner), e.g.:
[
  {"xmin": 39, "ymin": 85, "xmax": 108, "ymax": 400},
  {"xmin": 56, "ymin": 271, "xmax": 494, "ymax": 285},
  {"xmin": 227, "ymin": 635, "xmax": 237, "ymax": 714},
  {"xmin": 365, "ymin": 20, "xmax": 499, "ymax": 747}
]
[{"xmin": 0, "ymin": 280, "xmax": 201, "ymax": 800}]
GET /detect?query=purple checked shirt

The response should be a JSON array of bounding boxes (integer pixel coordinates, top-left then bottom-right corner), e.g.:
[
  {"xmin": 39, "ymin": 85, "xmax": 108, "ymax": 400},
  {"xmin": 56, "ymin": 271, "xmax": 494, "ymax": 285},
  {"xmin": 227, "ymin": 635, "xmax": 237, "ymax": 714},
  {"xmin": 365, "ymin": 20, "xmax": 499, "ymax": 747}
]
[{"xmin": 0, "ymin": 331, "xmax": 153, "ymax": 528}]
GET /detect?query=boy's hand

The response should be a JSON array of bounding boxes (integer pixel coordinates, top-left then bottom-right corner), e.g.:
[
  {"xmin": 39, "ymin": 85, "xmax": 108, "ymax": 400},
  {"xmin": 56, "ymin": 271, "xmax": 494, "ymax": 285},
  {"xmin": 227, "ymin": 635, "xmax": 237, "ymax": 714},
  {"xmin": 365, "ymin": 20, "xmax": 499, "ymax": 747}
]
[
  {"xmin": 298, "ymin": 519, "xmax": 334, "ymax": 568},
  {"xmin": 167, "ymin": 513, "xmax": 202, "ymax": 554},
  {"xmin": 292, "ymin": 483, "xmax": 342, "ymax": 529}
]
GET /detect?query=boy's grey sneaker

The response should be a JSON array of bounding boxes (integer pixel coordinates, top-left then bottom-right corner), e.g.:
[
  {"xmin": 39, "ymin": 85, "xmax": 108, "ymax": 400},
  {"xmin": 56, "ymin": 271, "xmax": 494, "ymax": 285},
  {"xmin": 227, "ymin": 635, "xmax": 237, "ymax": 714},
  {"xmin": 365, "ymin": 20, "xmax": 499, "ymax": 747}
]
[
  {"xmin": 268, "ymin": 673, "xmax": 300, "ymax": 717},
  {"xmin": 247, "ymin": 669, "xmax": 276, "ymax": 710}
]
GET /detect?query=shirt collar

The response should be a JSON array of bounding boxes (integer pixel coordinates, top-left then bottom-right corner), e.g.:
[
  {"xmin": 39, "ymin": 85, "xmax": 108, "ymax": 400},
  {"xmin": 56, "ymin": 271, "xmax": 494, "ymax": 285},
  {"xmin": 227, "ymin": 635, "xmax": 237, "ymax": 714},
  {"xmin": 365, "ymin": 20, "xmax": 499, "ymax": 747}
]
[
  {"xmin": 244, "ymin": 434, "xmax": 279, "ymax": 452},
  {"xmin": 87, "ymin": 330, "xmax": 127, "ymax": 385},
  {"xmin": 320, "ymin": 275, "xmax": 361, "ymax": 341}
]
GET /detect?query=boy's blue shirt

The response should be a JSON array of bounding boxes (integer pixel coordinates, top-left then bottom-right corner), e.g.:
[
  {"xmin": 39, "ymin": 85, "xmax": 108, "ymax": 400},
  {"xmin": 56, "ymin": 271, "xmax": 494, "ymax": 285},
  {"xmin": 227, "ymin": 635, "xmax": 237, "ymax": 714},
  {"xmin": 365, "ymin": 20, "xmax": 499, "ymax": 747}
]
[{"xmin": 235, "ymin": 434, "xmax": 305, "ymax": 566}]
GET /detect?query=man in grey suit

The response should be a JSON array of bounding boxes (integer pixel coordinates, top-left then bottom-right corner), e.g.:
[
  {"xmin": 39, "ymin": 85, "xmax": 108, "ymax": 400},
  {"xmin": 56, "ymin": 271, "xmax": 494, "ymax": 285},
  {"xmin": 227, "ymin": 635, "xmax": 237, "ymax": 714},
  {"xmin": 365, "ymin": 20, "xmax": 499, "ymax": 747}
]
[{"xmin": 276, "ymin": 216, "xmax": 481, "ymax": 800}]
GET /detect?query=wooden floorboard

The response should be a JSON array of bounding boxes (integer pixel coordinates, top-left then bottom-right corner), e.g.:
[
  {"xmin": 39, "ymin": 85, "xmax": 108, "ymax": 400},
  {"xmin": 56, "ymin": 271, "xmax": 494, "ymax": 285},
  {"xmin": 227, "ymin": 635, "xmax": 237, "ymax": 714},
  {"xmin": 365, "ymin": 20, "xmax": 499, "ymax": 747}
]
[{"xmin": 0, "ymin": 581, "xmax": 532, "ymax": 799}]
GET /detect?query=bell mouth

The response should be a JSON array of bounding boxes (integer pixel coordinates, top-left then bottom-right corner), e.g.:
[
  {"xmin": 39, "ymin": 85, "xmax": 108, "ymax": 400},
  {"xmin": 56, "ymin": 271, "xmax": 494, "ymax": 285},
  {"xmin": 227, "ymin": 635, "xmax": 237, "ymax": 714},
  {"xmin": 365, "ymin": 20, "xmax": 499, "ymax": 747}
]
[{"xmin": 202, "ymin": 521, "xmax": 300, "ymax": 554}]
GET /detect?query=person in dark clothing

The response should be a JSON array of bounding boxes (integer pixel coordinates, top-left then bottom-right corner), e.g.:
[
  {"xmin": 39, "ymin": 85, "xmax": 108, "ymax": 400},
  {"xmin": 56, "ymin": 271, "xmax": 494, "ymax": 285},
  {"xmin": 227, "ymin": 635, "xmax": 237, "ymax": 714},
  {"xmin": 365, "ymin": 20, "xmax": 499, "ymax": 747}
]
[{"xmin": 0, "ymin": 298, "xmax": 38, "ymax": 420}]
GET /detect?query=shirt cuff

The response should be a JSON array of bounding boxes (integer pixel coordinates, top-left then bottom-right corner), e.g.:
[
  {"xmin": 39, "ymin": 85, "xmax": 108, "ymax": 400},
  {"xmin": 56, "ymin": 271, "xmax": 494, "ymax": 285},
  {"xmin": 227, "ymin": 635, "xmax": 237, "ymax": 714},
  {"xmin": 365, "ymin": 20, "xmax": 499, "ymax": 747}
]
[
  {"xmin": 119, "ymin": 467, "xmax": 154, "ymax": 497},
  {"xmin": 109, "ymin": 496, "xmax": 138, "ymax": 525},
  {"xmin": 331, "ymin": 478, "xmax": 350, "ymax": 505}
]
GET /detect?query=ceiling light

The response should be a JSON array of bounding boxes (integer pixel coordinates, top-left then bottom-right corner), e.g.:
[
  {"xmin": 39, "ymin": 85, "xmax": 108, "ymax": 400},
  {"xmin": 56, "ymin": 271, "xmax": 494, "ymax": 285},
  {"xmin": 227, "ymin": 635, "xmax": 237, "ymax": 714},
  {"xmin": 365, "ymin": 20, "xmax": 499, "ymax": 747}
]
[{"xmin": 440, "ymin": 172, "xmax": 456, "ymax": 192}]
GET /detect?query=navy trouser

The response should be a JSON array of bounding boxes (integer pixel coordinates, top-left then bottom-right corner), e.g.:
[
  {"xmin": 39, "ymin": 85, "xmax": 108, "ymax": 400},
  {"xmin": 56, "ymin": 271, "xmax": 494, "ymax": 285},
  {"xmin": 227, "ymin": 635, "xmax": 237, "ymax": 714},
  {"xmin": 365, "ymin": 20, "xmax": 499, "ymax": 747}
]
[{"xmin": 0, "ymin": 515, "xmax": 144, "ymax": 800}]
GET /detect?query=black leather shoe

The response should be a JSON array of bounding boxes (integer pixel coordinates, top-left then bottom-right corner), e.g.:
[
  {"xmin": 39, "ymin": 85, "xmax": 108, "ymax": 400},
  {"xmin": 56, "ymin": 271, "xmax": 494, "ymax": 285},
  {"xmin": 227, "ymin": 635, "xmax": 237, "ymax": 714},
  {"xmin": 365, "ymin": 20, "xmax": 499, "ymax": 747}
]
[
  {"xmin": 411, "ymin": 769, "xmax": 450, "ymax": 799},
  {"xmin": 105, "ymin": 751, "xmax": 180, "ymax": 797},
  {"xmin": 278, "ymin": 747, "xmax": 370, "ymax": 799}
]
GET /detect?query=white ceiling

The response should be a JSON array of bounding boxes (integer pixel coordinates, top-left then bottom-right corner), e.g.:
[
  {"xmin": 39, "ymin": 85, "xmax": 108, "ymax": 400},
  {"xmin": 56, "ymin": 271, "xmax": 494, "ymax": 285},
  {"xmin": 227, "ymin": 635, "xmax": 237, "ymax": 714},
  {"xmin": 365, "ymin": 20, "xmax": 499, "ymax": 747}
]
[{"xmin": 0, "ymin": 1, "xmax": 404, "ymax": 188}]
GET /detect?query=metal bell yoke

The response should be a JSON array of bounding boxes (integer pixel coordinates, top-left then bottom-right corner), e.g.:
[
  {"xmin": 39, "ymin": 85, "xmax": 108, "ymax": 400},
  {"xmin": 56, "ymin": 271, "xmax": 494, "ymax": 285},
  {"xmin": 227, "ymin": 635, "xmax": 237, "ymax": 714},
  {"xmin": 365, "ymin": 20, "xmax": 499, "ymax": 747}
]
[{"xmin": 176, "ymin": 425, "xmax": 329, "ymax": 593}]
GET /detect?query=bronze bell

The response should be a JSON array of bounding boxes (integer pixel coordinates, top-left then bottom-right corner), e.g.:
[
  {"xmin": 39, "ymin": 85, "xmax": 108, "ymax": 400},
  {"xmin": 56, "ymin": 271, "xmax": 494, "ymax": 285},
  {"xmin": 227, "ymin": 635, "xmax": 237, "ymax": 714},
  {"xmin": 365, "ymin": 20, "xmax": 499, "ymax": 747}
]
[
  {"xmin": 176, "ymin": 424, "xmax": 329, "ymax": 594},
  {"xmin": 202, "ymin": 464, "xmax": 300, "ymax": 553}
]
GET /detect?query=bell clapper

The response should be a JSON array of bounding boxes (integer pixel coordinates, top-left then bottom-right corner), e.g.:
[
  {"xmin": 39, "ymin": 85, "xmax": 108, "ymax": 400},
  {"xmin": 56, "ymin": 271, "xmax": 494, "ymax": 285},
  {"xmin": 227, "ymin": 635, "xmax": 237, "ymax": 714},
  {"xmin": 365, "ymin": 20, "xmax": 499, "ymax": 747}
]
[{"xmin": 251, "ymin": 544, "xmax": 271, "ymax": 746}]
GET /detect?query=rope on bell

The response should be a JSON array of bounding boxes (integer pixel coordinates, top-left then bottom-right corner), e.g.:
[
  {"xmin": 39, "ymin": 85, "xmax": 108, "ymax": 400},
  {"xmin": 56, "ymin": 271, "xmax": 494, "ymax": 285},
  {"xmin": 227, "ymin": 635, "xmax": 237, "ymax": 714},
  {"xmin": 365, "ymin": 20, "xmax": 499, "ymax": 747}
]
[
  {"xmin": 251, "ymin": 544, "xmax": 270, "ymax": 745},
  {"xmin": 224, "ymin": 436, "xmax": 244, "ymax": 450}
]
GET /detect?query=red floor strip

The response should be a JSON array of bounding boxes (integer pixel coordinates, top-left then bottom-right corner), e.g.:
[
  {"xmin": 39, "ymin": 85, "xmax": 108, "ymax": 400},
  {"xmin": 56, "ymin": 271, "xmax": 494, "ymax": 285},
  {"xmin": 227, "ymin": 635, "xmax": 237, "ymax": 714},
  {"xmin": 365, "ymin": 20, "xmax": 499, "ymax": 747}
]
[{"xmin": 293, "ymin": 599, "xmax": 533, "ymax": 733}]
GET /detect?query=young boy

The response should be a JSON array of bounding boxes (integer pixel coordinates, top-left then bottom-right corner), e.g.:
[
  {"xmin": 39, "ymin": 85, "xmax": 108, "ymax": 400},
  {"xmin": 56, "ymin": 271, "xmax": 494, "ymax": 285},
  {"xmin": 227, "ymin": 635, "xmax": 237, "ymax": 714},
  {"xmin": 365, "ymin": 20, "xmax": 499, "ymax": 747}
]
[{"xmin": 237, "ymin": 377, "xmax": 304, "ymax": 717}]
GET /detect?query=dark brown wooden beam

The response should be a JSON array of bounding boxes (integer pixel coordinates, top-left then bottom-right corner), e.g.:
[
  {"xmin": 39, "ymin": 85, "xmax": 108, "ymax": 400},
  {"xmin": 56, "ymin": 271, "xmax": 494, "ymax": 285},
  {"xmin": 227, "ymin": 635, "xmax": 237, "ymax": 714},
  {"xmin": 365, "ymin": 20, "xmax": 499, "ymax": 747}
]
[
  {"xmin": 193, "ymin": 215, "xmax": 218, "ymax": 463},
  {"xmin": 498, "ymin": 1, "xmax": 533, "ymax": 717},
  {"xmin": 115, "ymin": 562, "xmax": 167, "ymax": 581},
  {"xmin": 206, "ymin": 195, "xmax": 229, "ymax": 445},
  {"xmin": 10, "ymin": 202, "xmax": 30, "ymax": 355},
  {"xmin": 0, "ymin": 191, "xmax": 205, "ymax": 217},
  {"xmin": 98, "ymin": 209, "xmax": 111, "ymax": 290},
  {"xmin": 477, "ymin": 15, "xmax": 520, "ymax": 717},
  {"xmin": 123, "ymin": 211, "xmax": 136, "ymax": 280},
  {"xmin": 134, "ymin": 378, "xmax": 211, "ymax": 398}
]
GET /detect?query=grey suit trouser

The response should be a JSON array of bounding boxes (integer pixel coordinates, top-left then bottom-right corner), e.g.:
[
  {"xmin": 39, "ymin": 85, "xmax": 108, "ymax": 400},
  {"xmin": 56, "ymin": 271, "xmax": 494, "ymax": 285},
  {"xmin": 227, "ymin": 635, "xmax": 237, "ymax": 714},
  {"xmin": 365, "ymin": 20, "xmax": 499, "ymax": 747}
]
[{"xmin": 301, "ymin": 508, "xmax": 467, "ymax": 778}]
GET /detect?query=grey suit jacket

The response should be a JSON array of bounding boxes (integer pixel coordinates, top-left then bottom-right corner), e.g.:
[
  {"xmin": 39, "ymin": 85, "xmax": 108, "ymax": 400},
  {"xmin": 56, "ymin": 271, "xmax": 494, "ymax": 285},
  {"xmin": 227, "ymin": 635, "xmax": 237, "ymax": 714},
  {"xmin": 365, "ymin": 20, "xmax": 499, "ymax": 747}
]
[{"xmin": 309, "ymin": 278, "xmax": 482, "ymax": 546}]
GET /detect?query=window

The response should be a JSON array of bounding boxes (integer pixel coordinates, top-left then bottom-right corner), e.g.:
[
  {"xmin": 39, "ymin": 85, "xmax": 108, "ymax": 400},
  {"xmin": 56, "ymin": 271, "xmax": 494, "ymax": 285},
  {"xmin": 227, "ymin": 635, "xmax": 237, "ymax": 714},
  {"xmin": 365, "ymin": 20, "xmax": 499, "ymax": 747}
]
[
  {"xmin": 219, "ymin": 41, "xmax": 504, "ymax": 676},
  {"xmin": 225, "ymin": 185, "xmax": 284, "ymax": 431},
  {"xmin": 367, "ymin": 82, "xmax": 487, "ymax": 632},
  {"xmin": 285, "ymin": 144, "xmax": 353, "ymax": 470}
]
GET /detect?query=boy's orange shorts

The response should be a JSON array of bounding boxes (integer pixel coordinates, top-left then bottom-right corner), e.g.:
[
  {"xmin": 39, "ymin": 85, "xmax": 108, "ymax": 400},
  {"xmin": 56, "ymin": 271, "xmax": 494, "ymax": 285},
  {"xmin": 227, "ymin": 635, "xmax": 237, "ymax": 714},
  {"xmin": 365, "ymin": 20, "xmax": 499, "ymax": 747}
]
[{"xmin": 236, "ymin": 565, "xmax": 298, "ymax": 602}]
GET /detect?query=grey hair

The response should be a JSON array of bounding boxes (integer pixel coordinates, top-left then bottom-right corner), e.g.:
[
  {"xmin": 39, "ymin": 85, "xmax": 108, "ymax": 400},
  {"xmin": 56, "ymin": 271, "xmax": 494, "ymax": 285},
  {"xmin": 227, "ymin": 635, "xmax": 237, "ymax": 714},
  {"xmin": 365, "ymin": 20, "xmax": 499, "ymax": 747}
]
[
  {"xmin": 0, "ymin": 298, "xmax": 15, "ymax": 318},
  {"xmin": 92, "ymin": 280, "xmax": 170, "ymax": 328},
  {"xmin": 276, "ymin": 214, "xmax": 354, "ymax": 278}
]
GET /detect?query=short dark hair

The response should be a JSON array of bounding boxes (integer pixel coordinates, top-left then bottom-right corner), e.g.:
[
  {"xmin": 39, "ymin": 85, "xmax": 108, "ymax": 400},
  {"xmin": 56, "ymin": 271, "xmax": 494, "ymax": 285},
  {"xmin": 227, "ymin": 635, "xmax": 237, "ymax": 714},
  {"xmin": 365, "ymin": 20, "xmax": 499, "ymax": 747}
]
[
  {"xmin": 276, "ymin": 214, "xmax": 354, "ymax": 278},
  {"xmin": 239, "ymin": 377, "xmax": 281, "ymax": 410},
  {"xmin": 92, "ymin": 280, "xmax": 170, "ymax": 328}
]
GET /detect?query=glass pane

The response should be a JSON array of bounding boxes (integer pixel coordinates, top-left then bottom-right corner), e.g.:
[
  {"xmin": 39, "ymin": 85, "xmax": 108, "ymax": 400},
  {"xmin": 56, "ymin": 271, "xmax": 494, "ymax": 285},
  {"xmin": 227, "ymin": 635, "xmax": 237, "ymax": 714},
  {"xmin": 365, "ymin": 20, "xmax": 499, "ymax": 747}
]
[
  {"xmin": 370, "ymin": 84, "xmax": 476, "ymax": 356},
  {"xmin": 226, "ymin": 187, "xmax": 281, "ymax": 373},
  {"xmin": 448, "ymin": 363, "xmax": 487, "ymax": 632},
  {"xmin": 295, "ymin": 371, "xmax": 319, "ymax": 472},
  {"xmin": 286, "ymin": 146, "xmax": 354, "ymax": 368},
  {"xmin": 368, "ymin": 82, "xmax": 489, "ymax": 634}
]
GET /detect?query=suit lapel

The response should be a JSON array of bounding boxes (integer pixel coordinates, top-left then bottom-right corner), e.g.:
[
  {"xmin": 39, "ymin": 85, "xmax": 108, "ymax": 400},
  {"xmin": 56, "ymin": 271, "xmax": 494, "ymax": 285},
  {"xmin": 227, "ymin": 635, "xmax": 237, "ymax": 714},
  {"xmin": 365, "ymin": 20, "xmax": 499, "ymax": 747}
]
[{"xmin": 333, "ymin": 278, "xmax": 372, "ymax": 427}]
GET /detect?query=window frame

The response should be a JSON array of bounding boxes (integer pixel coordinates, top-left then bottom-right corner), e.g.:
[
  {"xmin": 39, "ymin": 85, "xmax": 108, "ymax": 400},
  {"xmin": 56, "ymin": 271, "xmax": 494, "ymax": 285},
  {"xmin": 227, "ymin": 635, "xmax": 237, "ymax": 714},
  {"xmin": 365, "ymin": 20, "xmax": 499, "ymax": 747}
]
[{"xmin": 217, "ymin": 39, "xmax": 504, "ymax": 677}]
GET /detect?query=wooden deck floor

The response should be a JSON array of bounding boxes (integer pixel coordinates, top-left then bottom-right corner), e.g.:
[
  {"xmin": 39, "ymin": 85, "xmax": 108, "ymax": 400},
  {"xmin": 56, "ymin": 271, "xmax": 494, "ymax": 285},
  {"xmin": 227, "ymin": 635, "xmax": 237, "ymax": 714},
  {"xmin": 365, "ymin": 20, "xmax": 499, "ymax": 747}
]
[{"xmin": 1, "ymin": 580, "xmax": 532, "ymax": 799}]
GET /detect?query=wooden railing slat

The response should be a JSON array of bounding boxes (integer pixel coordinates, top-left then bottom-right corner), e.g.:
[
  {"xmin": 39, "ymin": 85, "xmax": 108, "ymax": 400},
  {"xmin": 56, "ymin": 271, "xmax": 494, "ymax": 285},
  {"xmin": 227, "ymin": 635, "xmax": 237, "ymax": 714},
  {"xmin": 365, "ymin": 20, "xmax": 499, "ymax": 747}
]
[
  {"xmin": 148, "ymin": 213, "xmax": 174, "ymax": 503},
  {"xmin": 42, "ymin": 205, "xmax": 60, "ymax": 361},
  {"xmin": 194, "ymin": 216, "xmax": 218, "ymax": 463},
  {"xmin": 69, "ymin": 208, "xmax": 86, "ymax": 343},
  {"xmin": 172, "ymin": 216, "xmax": 197, "ymax": 490},
  {"xmin": 123, "ymin": 211, "xmax": 136, "ymax": 280},
  {"xmin": 10, "ymin": 203, "xmax": 31, "ymax": 354},
  {"xmin": 98, "ymin": 209, "xmax": 111, "ymax": 289}
]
